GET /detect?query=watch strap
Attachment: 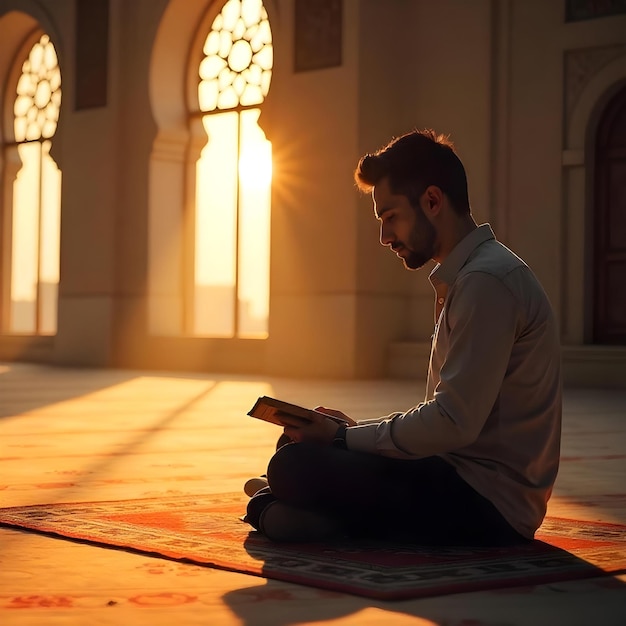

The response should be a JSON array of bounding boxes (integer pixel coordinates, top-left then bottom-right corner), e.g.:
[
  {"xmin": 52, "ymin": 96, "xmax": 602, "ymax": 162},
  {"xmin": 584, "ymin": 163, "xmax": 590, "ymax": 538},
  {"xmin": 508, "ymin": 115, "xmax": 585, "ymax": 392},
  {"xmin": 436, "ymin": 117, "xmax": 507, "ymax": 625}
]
[{"xmin": 332, "ymin": 424, "xmax": 348, "ymax": 450}]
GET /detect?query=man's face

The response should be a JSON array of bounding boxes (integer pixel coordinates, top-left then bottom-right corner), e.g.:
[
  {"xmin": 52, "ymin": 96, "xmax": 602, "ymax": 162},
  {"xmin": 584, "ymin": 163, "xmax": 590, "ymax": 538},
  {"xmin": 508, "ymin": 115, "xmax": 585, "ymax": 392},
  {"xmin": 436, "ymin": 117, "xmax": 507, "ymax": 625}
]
[{"xmin": 372, "ymin": 177, "xmax": 437, "ymax": 270}]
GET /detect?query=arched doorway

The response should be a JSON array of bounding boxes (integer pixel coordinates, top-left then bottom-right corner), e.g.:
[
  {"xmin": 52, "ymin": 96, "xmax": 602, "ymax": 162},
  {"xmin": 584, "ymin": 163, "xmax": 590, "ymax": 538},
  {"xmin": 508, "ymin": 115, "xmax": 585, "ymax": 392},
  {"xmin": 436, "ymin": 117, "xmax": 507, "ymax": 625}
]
[{"xmin": 593, "ymin": 83, "xmax": 626, "ymax": 345}]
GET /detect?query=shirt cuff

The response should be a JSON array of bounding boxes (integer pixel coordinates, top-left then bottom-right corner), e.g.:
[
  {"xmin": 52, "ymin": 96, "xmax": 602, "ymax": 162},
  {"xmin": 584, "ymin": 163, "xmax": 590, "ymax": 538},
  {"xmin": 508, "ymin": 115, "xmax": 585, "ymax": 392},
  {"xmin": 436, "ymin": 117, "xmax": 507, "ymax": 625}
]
[{"xmin": 345, "ymin": 423, "xmax": 379, "ymax": 453}]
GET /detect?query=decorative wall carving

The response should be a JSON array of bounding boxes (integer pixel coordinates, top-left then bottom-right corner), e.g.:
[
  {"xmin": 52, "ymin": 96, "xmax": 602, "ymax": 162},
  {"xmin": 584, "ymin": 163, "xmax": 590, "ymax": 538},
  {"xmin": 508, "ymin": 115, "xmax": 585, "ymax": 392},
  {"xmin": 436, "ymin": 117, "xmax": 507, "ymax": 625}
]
[
  {"xmin": 75, "ymin": 0, "xmax": 109, "ymax": 110},
  {"xmin": 294, "ymin": 0, "xmax": 342, "ymax": 72},
  {"xmin": 563, "ymin": 45, "xmax": 626, "ymax": 126}
]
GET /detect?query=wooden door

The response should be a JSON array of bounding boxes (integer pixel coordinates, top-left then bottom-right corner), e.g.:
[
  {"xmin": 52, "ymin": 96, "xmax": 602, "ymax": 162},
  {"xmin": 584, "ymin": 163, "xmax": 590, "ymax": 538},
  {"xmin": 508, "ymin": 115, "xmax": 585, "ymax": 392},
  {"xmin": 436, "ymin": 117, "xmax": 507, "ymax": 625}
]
[{"xmin": 594, "ymin": 84, "xmax": 626, "ymax": 345}]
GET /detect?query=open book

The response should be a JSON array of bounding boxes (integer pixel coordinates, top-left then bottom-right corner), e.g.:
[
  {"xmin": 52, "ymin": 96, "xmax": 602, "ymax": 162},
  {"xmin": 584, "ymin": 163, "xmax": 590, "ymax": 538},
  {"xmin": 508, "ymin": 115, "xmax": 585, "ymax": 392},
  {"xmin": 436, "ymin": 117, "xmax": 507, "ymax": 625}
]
[{"xmin": 247, "ymin": 396, "xmax": 349, "ymax": 428}]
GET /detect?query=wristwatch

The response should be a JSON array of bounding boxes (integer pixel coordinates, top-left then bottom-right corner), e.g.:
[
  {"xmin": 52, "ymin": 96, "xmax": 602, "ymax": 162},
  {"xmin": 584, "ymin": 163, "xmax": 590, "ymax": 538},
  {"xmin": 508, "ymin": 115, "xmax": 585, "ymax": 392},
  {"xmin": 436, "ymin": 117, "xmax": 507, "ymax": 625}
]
[{"xmin": 332, "ymin": 424, "xmax": 348, "ymax": 450}]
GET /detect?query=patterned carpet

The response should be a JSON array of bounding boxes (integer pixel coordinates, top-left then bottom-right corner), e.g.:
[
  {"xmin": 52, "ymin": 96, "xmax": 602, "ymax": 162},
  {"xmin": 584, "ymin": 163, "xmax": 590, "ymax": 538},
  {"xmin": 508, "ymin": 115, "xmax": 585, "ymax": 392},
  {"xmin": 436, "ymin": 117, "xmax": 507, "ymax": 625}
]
[{"xmin": 2, "ymin": 493, "xmax": 625, "ymax": 601}]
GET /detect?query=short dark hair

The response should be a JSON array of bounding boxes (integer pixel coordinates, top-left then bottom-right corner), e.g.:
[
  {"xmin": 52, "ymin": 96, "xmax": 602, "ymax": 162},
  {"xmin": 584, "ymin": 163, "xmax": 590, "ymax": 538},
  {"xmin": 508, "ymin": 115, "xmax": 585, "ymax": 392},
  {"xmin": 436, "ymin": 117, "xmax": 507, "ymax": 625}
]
[{"xmin": 354, "ymin": 129, "xmax": 470, "ymax": 214}]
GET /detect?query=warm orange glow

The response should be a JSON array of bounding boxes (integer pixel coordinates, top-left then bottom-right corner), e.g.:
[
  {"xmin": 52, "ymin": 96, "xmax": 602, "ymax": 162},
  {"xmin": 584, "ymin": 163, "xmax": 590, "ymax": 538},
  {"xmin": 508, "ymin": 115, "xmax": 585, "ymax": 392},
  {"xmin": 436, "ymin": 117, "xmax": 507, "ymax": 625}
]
[
  {"xmin": 9, "ymin": 33, "xmax": 61, "ymax": 335},
  {"xmin": 194, "ymin": 110, "xmax": 272, "ymax": 337},
  {"xmin": 238, "ymin": 128, "xmax": 272, "ymax": 190},
  {"xmin": 194, "ymin": 0, "xmax": 272, "ymax": 338},
  {"xmin": 11, "ymin": 143, "xmax": 40, "ymax": 311},
  {"xmin": 237, "ymin": 110, "xmax": 271, "ymax": 337},
  {"xmin": 199, "ymin": 0, "xmax": 272, "ymax": 112},
  {"xmin": 194, "ymin": 112, "xmax": 238, "ymax": 336}
]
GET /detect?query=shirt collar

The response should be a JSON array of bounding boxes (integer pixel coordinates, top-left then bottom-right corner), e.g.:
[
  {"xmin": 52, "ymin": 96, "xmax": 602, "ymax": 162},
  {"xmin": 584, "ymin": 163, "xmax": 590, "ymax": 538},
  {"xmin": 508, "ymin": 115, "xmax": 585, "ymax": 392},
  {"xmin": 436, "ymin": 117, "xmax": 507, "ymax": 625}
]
[{"xmin": 429, "ymin": 223, "xmax": 495, "ymax": 288}]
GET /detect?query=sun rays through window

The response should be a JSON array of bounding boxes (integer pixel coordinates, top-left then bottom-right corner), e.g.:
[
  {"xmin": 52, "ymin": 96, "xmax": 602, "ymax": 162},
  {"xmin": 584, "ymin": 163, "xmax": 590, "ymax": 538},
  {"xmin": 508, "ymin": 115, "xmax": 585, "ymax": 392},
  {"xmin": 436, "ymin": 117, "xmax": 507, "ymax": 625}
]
[{"xmin": 193, "ymin": 0, "xmax": 273, "ymax": 338}]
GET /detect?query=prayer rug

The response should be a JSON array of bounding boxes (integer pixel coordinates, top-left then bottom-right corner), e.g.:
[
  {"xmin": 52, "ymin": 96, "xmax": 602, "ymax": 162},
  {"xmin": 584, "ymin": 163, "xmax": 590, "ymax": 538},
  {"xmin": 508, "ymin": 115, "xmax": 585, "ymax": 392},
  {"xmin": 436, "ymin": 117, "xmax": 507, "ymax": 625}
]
[{"xmin": 1, "ymin": 493, "xmax": 625, "ymax": 600}]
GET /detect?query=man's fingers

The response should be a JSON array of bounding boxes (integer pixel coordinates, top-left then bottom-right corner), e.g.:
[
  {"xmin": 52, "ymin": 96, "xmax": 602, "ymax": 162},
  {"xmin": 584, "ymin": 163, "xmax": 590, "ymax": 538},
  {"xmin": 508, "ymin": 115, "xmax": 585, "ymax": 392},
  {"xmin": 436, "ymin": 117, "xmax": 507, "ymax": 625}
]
[
  {"xmin": 283, "ymin": 426, "xmax": 301, "ymax": 442},
  {"xmin": 314, "ymin": 406, "xmax": 341, "ymax": 417}
]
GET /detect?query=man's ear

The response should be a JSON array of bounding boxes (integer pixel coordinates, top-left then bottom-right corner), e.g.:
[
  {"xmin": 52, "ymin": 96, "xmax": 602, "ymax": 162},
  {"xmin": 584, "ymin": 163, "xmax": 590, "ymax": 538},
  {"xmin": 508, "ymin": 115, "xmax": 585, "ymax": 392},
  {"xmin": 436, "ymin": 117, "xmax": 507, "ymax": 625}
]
[{"xmin": 423, "ymin": 185, "xmax": 444, "ymax": 217}]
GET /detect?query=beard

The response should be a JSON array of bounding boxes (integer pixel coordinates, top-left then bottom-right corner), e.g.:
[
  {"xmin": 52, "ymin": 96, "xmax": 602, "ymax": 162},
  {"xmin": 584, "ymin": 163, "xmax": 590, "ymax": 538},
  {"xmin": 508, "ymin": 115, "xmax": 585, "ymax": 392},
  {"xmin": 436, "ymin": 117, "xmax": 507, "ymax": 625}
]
[{"xmin": 395, "ymin": 209, "xmax": 437, "ymax": 270}]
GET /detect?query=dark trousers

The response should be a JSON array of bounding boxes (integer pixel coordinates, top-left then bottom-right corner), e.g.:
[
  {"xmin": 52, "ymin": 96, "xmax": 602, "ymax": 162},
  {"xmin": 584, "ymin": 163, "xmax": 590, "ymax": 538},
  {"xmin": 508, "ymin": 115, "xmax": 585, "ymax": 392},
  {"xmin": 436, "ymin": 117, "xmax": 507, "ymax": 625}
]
[{"xmin": 247, "ymin": 442, "xmax": 527, "ymax": 546}]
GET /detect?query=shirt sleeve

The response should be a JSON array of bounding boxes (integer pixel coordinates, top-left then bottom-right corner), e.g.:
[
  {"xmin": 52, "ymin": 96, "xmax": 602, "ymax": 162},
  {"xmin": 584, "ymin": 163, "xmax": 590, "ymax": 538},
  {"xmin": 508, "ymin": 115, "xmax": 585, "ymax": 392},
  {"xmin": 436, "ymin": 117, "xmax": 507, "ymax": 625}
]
[
  {"xmin": 356, "ymin": 412, "xmax": 404, "ymax": 425},
  {"xmin": 346, "ymin": 272, "xmax": 521, "ymax": 457}
]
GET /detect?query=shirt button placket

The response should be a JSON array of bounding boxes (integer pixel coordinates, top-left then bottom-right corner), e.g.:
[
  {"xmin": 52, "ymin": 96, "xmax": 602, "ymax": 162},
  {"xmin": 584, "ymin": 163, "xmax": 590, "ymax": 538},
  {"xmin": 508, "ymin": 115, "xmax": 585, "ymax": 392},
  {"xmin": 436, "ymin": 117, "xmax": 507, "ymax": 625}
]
[{"xmin": 434, "ymin": 289, "xmax": 447, "ymax": 324}]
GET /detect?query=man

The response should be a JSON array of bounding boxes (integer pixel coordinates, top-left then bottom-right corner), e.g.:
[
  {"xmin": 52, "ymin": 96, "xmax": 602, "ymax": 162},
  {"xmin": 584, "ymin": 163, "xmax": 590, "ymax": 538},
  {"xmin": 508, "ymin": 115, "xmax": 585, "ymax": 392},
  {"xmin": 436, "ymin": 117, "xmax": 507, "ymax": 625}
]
[{"xmin": 245, "ymin": 129, "xmax": 562, "ymax": 545}]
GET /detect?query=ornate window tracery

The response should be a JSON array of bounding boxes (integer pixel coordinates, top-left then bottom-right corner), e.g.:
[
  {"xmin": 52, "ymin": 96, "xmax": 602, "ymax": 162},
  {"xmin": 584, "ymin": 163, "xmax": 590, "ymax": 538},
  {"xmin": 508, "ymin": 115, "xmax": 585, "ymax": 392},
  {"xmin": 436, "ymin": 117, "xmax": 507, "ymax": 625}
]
[
  {"xmin": 192, "ymin": 0, "xmax": 273, "ymax": 337},
  {"xmin": 3, "ymin": 33, "xmax": 62, "ymax": 334}
]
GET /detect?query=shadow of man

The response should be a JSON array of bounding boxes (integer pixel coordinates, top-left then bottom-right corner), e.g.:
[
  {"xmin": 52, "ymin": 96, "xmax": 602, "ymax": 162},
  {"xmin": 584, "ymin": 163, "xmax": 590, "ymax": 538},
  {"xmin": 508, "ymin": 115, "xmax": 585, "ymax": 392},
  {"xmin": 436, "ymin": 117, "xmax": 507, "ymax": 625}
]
[{"xmin": 221, "ymin": 528, "xmax": 626, "ymax": 625}]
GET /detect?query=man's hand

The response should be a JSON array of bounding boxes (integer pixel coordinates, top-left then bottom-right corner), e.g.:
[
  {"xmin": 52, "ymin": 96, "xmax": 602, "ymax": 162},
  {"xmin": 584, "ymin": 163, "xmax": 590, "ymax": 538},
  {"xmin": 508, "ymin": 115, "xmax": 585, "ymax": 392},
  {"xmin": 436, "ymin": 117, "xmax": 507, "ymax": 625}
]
[
  {"xmin": 283, "ymin": 406, "xmax": 356, "ymax": 445},
  {"xmin": 314, "ymin": 407, "xmax": 357, "ymax": 426}
]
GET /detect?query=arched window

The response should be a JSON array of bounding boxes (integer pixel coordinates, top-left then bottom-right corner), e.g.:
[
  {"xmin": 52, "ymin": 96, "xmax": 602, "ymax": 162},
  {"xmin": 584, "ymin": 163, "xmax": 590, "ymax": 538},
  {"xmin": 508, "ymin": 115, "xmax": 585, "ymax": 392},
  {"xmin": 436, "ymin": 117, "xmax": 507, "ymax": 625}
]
[
  {"xmin": 2, "ymin": 32, "xmax": 61, "ymax": 335},
  {"xmin": 191, "ymin": 0, "xmax": 273, "ymax": 338}
]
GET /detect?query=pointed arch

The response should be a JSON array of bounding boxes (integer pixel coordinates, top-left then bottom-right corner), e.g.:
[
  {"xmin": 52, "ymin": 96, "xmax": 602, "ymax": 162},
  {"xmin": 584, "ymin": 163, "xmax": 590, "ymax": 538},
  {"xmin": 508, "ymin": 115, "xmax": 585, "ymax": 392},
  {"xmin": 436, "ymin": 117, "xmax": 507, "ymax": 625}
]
[
  {"xmin": 592, "ymin": 83, "xmax": 626, "ymax": 344},
  {"xmin": 562, "ymin": 52, "xmax": 626, "ymax": 344},
  {"xmin": 0, "ymin": 9, "xmax": 62, "ymax": 337},
  {"xmin": 148, "ymin": 0, "xmax": 275, "ymax": 338}
]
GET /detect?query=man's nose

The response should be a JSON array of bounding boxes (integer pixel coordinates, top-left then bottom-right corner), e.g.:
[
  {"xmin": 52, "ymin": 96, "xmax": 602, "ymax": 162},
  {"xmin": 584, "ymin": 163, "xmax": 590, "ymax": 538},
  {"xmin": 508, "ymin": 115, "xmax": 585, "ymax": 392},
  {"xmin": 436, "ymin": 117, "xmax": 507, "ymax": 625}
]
[{"xmin": 380, "ymin": 223, "xmax": 394, "ymax": 247}]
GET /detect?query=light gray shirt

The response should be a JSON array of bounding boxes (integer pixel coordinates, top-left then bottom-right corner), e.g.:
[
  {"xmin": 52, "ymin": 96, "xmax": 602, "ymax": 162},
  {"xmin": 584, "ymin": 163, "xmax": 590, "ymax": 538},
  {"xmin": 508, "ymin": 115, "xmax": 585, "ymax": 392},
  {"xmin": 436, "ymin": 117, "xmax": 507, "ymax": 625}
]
[{"xmin": 347, "ymin": 224, "xmax": 562, "ymax": 538}]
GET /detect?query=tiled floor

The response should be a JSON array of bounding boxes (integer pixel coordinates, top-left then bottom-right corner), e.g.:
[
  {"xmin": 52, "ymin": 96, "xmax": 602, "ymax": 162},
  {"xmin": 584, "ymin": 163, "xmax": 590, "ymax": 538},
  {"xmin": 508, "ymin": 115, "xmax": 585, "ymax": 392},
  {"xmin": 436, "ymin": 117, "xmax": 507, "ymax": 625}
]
[{"xmin": 0, "ymin": 362, "xmax": 625, "ymax": 625}]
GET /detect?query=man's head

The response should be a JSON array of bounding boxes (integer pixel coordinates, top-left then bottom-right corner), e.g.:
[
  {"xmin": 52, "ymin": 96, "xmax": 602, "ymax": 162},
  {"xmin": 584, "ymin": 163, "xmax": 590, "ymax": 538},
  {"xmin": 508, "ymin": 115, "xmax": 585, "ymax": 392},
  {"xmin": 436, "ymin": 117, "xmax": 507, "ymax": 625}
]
[
  {"xmin": 354, "ymin": 129, "xmax": 470, "ymax": 214},
  {"xmin": 354, "ymin": 129, "xmax": 471, "ymax": 269}
]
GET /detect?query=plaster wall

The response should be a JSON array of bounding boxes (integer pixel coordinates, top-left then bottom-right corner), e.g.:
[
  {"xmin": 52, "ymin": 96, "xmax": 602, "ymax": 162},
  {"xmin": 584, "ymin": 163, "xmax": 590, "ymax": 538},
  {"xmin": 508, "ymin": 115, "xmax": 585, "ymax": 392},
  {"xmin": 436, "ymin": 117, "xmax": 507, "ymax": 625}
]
[
  {"xmin": 354, "ymin": 0, "xmax": 415, "ymax": 374},
  {"xmin": 55, "ymin": 0, "xmax": 167, "ymax": 366},
  {"xmin": 1, "ymin": 0, "xmax": 625, "ymax": 380},
  {"xmin": 506, "ymin": 0, "xmax": 564, "ymax": 313},
  {"xmin": 358, "ymin": 0, "xmax": 496, "ymax": 343},
  {"xmin": 264, "ymin": 0, "xmax": 362, "ymax": 377}
]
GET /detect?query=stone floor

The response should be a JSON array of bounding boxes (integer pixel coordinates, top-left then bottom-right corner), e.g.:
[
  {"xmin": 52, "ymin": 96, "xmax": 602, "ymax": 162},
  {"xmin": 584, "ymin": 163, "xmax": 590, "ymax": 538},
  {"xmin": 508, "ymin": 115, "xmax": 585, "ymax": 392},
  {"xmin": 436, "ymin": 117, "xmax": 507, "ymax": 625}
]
[{"xmin": 0, "ymin": 361, "xmax": 625, "ymax": 625}]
